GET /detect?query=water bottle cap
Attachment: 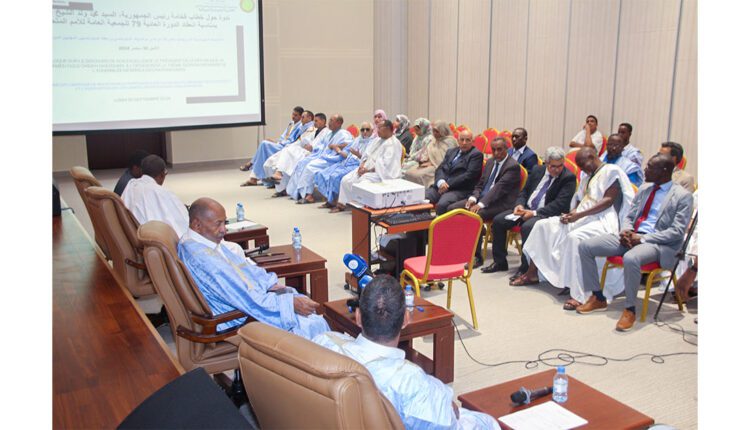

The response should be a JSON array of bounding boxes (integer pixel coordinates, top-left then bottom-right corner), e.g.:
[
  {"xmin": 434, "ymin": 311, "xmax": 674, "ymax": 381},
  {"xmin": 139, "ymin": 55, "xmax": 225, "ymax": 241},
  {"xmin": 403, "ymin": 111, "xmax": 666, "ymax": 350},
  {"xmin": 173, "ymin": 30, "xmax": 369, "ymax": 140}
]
[
  {"xmin": 557, "ymin": 366, "xmax": 565, "ymax": 374},
  {"xmin": 405, "ymin": 285, "xmax": 412, "ymax": 291},
  {"xmin": 294, "ymin": 227, "xmax": 299, "ymax": 232},
  {"xmin": 238, "ymin": 203, "xmax": 243, "ymax": 207}
]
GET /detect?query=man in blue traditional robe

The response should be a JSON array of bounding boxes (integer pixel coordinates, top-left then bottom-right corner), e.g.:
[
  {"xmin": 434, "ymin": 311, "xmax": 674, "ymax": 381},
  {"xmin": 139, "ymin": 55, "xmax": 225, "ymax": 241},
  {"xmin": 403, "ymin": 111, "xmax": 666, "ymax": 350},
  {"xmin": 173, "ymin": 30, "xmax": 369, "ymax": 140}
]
[
  {"xmin": 313, "ymin": 275, "xmax": 500, "ymax": 430},
  {"xmin": 285, "ymin": 113, "xmax": 353, "ymax": 203},
  {"xmin": 601, "ymin": 134, "xmax": 644, "ymax": 187},
  {"xmin": 315, "ymin": 121, "xmax": 376, "ymax": 210},
  {"xmin": 178, "ymin": 197, "xmax": 329, "ymax": 339},
  {"xmin": 241, "ymin": 106, "xmax": 311, "ymax": 186}
]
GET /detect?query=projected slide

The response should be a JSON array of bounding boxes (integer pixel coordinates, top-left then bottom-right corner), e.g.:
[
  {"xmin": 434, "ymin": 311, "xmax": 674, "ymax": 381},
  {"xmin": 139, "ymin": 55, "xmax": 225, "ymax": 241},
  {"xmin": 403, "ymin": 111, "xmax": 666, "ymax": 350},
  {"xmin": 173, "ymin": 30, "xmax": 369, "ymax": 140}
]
[{"xmin": 53, "ymin": 0, "xmax": 264, "ymax": 133}]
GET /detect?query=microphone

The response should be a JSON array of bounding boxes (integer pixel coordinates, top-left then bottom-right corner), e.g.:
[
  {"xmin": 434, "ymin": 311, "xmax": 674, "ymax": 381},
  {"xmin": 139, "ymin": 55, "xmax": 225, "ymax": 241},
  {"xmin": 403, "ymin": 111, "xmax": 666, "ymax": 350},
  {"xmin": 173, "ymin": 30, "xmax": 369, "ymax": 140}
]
[
  {"xmin": 510, "ymin": 386, "xmax": 553, "ymax": 406},
  {"xmin": 343, "ymin": 253, "xmax": 369, "ymax": 278},
  {"xmin": 244, "ymin": 243, "xmax": 270, "ymax": 256}
]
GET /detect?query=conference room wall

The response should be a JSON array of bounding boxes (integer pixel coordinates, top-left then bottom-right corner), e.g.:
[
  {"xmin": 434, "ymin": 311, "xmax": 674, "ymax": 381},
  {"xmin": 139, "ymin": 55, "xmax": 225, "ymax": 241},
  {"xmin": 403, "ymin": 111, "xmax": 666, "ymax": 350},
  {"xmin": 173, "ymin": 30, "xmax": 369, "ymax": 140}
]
[
  {"xmin": 52, "ymin": 0, "xmax": 375, "ymax": 171},
  {"xmin": 386, "ymin": 0, "xmax": 697, "ymax": 179}
]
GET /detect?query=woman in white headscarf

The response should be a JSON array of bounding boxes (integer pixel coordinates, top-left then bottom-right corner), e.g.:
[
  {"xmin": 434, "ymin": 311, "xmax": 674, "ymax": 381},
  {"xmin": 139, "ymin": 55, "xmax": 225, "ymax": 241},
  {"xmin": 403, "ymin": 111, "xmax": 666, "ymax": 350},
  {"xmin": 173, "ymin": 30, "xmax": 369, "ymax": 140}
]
[
  {"xmin": 403, "ymin": 119, "xmax": 457, "ymax": 188},
  {"xmin": 401, "ymin": 118, "xmax": 434, "ymax": 173},
  {"xmin": 393, "ymin": 114, "xmax": 413, "ymax": 152}
]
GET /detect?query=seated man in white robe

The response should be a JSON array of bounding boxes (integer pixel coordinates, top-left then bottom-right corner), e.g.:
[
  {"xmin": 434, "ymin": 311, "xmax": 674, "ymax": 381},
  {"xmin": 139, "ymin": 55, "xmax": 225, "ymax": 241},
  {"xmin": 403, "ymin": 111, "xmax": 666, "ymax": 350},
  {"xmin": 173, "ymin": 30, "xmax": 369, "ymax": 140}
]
[
  {"xmin": 313, "ymin": 275, "xmax": 499, "ymax": 430},
  {"xmin": 178, "ymin": 198, "xmax": 329, "ymax": 339},
  {"xmin": 335, "ymin": 119, "xmax": 403, "ymax": 211},
  {"xmin": 122, "ymin": 154, "xmax": 189, "ymax": 238},
  {"xmin": 269, "ymin": 112, "xmax": 331, "ymax": 197},
  {"xmin": 569, "ymin": 114, "xmax": 604, "ymax": 153},
  {"xmin": 601, "ymin": 134, "xmax": 644, "ymax": 187},
  {"xmin": 510, "ymin": 148, "xmax": 634, "ymax": 311},
  {"xmin": 285, "ymin": 113, "xmax": 353, "ymax": 203},
  {"xmin": 261, "ymin": 110, "xmax": 316, "ymax": 189}
]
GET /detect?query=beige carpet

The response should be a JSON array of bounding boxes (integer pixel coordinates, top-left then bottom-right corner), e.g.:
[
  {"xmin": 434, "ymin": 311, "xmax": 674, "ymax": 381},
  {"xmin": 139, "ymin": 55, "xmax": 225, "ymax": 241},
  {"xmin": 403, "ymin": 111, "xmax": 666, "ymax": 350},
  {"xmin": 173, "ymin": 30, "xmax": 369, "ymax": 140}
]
[{"xmin": 55, "ymin": 160, "xmax": 698, "ymax": 429}]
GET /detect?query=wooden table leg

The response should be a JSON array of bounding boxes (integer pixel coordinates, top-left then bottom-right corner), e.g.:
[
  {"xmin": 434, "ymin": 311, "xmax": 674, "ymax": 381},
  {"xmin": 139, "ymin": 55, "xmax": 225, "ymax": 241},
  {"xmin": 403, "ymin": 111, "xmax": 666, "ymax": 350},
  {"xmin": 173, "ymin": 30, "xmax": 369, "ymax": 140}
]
[
  {"xmin": 310, "ymin": 268, "xmax": 329, "ymax": 304},
  {"xmin": 254, "ymin": 235, "xmax": 270, "ymax": 247},
  {"xmin": 351, "ymin": 208, "xmax": 370, "ymax": 262},
  {"xmin": 432, "ymin": 324, "xmax": 455, "ymax": 383}
]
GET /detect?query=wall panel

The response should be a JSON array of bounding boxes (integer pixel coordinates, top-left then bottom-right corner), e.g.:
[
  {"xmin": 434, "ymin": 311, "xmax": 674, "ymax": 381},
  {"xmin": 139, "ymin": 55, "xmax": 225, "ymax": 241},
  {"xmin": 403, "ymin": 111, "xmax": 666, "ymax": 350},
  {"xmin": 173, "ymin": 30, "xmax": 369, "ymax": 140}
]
[
  {"xmin": 487, "ymin": 0, "xmax": 529, "ymax": 132},
  {"xmin": 428, "ymin": 0, "xmax": 459, "ymax": 122},
  {"xmin": 524, "ymin": 0, "xmax": 571, "ymax": 148},
  {"xmin": 668, "ymin": 0, "xmax": 697, "ymax": 179},
  {"xmin": 374, "ymin": 0, "xmax": 408, "ymax": 117},
  {"xmin": 407, "ymin": 0, "xmax": 431, "ymax": 121},
  {"xmin": 455, "ymin": 0, "xmax": 492, "ymax": 132},
  {"xmin": 613, "ymin": 0, "xmax": 680, "ymax": 162},
  {"xmin": 563, "ymin": 0, "xmax": 620, "ymax": 146}
]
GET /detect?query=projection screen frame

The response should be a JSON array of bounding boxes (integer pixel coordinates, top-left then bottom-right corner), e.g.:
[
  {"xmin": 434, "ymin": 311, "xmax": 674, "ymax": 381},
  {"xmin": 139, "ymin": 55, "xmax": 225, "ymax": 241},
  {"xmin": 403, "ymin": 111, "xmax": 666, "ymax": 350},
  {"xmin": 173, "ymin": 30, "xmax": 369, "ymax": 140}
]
[{"xmin": 52, "ymin": 0, "xmax": 266, "ymax": 136}]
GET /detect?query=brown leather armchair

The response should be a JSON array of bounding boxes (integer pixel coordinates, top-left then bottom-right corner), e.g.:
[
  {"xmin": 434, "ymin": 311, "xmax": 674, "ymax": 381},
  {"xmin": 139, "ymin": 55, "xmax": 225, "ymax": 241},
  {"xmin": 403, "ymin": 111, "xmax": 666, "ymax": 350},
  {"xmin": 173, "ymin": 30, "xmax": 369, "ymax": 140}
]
[
  {"xmin": 84, "ymin": 186, "xmax": 155, "ymax": 298},
  {"xmin": 138, "ymin": 220, "xmax": 250, "ymax": 375},
  {"xmin": 237, "ymin": 322, "xmax": 404, "ymax": 430},
  {"xmin": 69, "ymin": 166, "xmax": 110, "ymax": 259}
]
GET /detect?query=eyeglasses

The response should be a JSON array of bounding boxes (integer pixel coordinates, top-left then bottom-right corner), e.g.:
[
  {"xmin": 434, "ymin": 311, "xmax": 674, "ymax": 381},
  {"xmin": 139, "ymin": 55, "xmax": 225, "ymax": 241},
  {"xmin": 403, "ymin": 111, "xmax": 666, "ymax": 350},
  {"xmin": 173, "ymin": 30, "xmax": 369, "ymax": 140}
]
[{"xmin": 360, "ymin": 128, "xmax": 371, "ymax": 132}]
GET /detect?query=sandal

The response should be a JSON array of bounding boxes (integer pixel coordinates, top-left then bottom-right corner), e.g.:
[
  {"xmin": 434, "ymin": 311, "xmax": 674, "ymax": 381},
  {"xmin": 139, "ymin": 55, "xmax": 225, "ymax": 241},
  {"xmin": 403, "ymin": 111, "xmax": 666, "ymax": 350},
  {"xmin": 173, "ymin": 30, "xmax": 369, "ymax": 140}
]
[
  {"xmin": 239, "ymin": 161, "xmax": 253, "ymax": 171},
  {"xmin": 509, "ymin": 274, "xmax": 539, "ymax": 286},
  {"xmin": 563, "ymin": 299, "xmax": 582, "ymax": 311},
  {"xmin": 240, "ymin": 178, "xmax": 259, "ymax": 187}
]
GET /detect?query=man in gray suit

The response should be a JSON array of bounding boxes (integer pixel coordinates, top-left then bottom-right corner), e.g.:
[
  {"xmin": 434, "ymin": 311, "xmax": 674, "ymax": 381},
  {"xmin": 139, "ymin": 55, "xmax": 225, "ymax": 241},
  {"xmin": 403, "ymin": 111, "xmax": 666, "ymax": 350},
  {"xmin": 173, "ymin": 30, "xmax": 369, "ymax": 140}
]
[{"xmin": 576, "ymin": 154, "xmax": 693, "ymax": 332}]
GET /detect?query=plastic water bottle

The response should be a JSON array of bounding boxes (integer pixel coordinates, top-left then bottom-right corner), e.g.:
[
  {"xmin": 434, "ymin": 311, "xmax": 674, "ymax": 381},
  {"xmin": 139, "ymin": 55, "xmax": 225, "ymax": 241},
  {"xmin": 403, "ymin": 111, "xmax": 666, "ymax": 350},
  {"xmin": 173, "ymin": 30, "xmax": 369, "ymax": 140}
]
[
  {"xmin": 552, "ymin": 366, "xmax": 568, "ymax": 403},
  {"xmin": 236, "ymin": 203, "xmax": 245, "ymax": 221},
  {"xmin": 292, "ymin": 227, "xmax": 302, "ymax": 251},
  {"xmin": 404, "ymin": 285, "xmax": 415, "ymax": 310}
]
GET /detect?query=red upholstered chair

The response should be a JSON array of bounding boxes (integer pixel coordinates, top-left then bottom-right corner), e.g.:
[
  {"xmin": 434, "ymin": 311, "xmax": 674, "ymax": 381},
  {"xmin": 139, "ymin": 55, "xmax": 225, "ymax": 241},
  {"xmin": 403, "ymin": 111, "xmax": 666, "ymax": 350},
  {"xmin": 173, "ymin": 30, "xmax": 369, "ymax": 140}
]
[
  {"xmin": 499, "ymin": 130, "xmax": 512, "ymax": 148},
  {"xmin": 482, "ymin": 166, "xmax": 528, "ymax": 261},
  {"xmin": 399, "ymin": 209, "xmax": 484, "ymax": 329},
  {"xmin": 449, "ymin": 123, "xmax": 457, "ymax": 133},
  {"xmin": 482, "ymin": 128, "xmax": 499, "ymax": 145},
  {"xmin": 599, "ymin": 256, "xmax": 684, "ymax": 322},
  {"xmin": 599, "ymin": 135, "xmax": 608, "ymax": 157},
  {"xmin": 409, "ymin": 126, "xmax": 417, "ymax": 138},
  {"xmin": 473, "ymin": 134, "xmax": 489, "ymax": 154},
  {"xmin": 346, "ymin": 124, "xmax": 359, "ymax": 138},
  {"xmin": 564, "ymin": 151, "xmax": 582, "ymax": 183},
  {"xmin": 677, "ymin": 156, "xmax": 687, "ymax": 170},
  {"xmin": 456, "ymin": 124, "xmax": 469, "ymax": 133}
]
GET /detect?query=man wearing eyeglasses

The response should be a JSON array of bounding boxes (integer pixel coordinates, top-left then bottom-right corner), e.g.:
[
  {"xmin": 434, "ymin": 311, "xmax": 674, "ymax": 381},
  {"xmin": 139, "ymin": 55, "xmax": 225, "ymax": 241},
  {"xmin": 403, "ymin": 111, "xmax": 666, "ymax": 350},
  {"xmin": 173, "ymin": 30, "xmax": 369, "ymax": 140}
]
[
  {"xmin": 315, "ymin": 122, "xmax": 376, "ymax": 211},
  {"xmin": 425, "ymin": 130, "xmax": 483, "ymax": 215},
  {"xmin": 121, "ymin": 154, "xmax": 189, "ymax": 238}
]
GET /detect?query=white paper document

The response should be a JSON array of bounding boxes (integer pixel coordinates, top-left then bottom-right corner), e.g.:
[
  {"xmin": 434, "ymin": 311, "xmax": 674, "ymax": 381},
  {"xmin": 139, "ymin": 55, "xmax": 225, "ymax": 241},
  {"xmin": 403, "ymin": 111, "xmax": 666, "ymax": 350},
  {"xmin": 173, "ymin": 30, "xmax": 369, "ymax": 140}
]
[
  {"xmin": 504, "ymin": 213, "xmax": 521, "ymax": 221},
  {"xmin": 498, "ymin": 401, "xmax": 588, "ymax": 430},
  {"xmin": 226, "ymin": 220, "xmax": 259, "ymax": 232}
]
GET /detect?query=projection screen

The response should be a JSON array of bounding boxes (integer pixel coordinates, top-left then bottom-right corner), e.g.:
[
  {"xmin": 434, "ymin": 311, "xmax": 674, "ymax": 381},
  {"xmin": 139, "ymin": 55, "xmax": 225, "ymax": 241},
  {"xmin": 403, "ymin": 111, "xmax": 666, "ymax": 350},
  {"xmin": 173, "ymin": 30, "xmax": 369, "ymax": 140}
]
[{"xmin": 52, "ymin": 0, "xmax": 264, "ymax": 134}]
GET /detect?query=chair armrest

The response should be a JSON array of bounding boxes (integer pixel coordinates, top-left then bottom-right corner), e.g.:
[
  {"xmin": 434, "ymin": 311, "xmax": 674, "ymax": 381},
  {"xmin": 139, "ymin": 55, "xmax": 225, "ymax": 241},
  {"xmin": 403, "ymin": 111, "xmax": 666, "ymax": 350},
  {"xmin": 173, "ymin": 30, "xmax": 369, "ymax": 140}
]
[
  {"xmin": 125, "ymin": 258, "xmax": 147, "ymax": 271},
  {"xmin": 190, "ymin": 310, "xmax": 248, "ymax": 327},
  {"xmin": 175, "ymin": 321, "xmax": 249, "ymax": 343}
]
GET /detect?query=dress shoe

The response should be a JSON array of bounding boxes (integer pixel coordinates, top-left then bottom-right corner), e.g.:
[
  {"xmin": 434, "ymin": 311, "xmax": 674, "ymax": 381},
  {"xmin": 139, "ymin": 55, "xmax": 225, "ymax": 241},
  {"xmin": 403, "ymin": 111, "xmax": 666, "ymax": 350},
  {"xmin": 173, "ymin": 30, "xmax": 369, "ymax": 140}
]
[
  {"xmin": 481, "ymin": 261, "xmax": 508, "ymax": 273},
  {"xmin": 616, "ymin": 309, "xmax": 636, "ymax": 332},
  {"xmin": 465, "ymin": 256, "xmax": 483, "ymax": 270},
  {"xmin": 576, "ymin": 295, "xmax": 607, "ymax": 314}
]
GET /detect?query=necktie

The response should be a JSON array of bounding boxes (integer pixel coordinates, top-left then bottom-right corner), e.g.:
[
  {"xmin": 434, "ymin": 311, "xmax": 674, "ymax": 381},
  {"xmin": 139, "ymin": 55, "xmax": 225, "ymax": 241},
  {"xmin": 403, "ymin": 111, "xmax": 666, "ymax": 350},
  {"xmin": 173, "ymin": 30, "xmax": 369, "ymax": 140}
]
[
  {"xmin": 633, "ymin": 184, "xmax": 660, "ymax": 232},
  {"xmin": 451, "ymin": 151, "xmax": 462, "ymax": 166},
  {"xmin": 480, "ymin": 163, "xmax": 499, "ymax": 198},
  {"xmin": 529, "ymin": 176, "xmax": 553, "ymax": 210}
]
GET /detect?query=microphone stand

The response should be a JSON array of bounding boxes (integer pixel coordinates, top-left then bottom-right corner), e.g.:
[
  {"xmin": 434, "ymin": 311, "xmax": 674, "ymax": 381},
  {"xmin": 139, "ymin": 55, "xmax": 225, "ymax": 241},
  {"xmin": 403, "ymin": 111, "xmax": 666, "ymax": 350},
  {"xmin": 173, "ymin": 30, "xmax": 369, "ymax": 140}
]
[{"xmin": 653, "ymin": 211, "xmax": 697, "ymax": 321}]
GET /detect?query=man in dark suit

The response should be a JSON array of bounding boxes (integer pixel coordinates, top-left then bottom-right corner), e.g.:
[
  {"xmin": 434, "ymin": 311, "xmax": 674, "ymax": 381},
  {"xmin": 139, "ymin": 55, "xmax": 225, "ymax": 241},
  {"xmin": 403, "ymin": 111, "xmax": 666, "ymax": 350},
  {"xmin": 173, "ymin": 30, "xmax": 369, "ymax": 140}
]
[
  {"xmin": 576, "ymin": 154, "xmax": 693, "ymax": 332},
  {"xmin": 447, "ymin": 137, "xmax": 521, "ymax": 266},
  {"xmin": 482, "ymin": 146, "xmax": 577, "ymax": 274},
  {"xmin": 508, "ymin": 128, "xmax": 539, "ymax": 173},
  {"xmin": 426, "ymin": 130, "xmax": 483, "ymax": 215}
]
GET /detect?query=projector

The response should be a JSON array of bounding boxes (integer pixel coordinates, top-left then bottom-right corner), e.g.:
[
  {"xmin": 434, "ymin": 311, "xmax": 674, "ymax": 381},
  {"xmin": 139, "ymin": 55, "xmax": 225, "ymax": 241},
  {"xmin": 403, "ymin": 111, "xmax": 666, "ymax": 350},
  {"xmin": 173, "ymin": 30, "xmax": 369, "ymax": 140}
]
[{"xmin": 352, "ymin": 179, "xmax": 425, "ymax": 209}]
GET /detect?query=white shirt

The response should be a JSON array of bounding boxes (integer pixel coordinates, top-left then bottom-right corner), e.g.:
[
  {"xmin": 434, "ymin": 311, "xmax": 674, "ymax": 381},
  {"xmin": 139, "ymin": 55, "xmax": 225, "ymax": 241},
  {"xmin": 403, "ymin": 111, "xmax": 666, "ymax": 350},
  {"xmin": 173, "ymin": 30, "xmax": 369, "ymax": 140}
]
[
  {"xmin": 121, "ymin": 175, "xmax": 189, "ymax": 238},
  {"xmin": 510, "ymin": 145, "xmax": 526, "ymax": 161},
  {"xmin": 571, "ymin": 129, "xmax": 604, "ymax": 153},
  {"xmin": 527, "ymin": 170, "xmax": 559, "ymax": 212},
  {"xmin": 184, "ymin": 228, "xmax": 254, "ymax": 264},
  {"xmin": 468, "ymin": 154, "xmax": 508, "ymax": 208}
]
